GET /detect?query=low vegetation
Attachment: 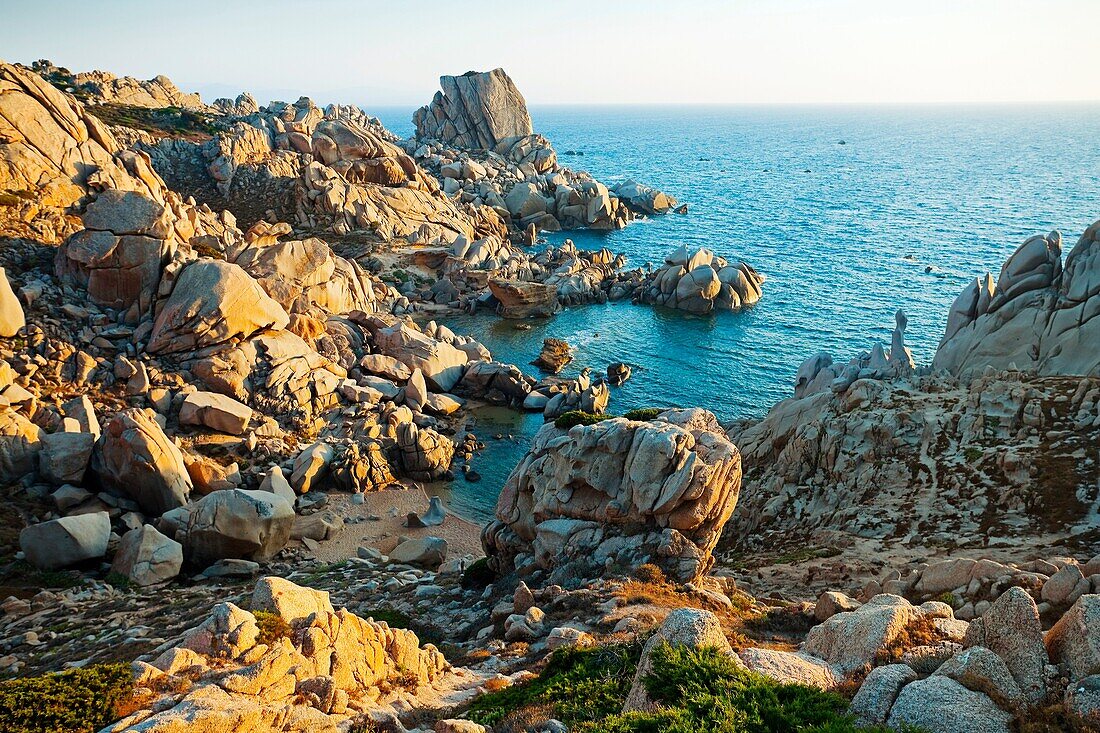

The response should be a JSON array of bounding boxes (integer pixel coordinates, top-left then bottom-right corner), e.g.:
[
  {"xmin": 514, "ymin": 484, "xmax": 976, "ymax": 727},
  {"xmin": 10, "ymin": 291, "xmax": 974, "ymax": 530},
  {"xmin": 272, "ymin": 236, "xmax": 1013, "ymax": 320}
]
[
  {"xmin": 554, "ymin": 410, "xmax": 611, "ymax": 429},
  {"xmin": 0, "ymin": 663, "xmax": 134, "ymax": 733},
  {"xmin": 253, "ymin": 610, "xmax": 292, "ymax": 647},
  {"xmin": 460, "ymin": 557, "xmax": 495, "ymax": 589},
  {"xmin": 623, "ymin": 407, "xmax": 663, "ymax": 421},
  {"xmin": 85, "ymin": 103, "xmax": 223, "ymax": 141},
  {"xmin": 465, "ymin": 640, "xmax": 892, "ymax": 733}
]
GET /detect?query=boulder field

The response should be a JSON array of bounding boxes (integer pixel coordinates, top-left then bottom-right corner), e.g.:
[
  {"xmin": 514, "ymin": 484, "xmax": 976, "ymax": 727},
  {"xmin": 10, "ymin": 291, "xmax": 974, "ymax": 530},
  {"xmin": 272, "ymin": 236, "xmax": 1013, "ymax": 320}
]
[{"xmin": 0, "ymin": 52, "xmax": 1099, "ymax": 733}]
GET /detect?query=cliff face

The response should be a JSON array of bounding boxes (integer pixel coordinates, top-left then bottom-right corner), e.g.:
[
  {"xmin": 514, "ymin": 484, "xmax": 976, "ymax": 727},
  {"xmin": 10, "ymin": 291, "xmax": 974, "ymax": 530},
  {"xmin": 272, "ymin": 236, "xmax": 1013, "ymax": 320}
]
[{"xmin": 413, "ymin": 68, "xmax": 533, "ymax": 150}]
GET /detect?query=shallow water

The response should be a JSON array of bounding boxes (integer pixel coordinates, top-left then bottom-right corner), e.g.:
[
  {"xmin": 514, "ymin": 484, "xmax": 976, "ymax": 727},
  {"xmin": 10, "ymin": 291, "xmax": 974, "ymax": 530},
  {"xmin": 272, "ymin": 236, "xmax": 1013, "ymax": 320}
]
[{"xmin": 376, "ymin": 104, "xmax": 1100, "ymax": 521}]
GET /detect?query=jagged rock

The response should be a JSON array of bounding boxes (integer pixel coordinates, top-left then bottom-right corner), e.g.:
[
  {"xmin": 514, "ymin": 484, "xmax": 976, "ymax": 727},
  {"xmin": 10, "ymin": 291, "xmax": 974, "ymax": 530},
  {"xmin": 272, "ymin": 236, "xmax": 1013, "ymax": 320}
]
[
  {"xmin": 886, "ymin": 675, "xmax": 1012, "ymax": 733},
  {"xmin": 395, "ymin": 422, "xmax": 454, "ymax": 481},
  {"xmin": 94, "ymin": 408, "xmax": 192, "ymax": 516},
  {"xmin": 19, "ymin": 512, "xmax": 110, "ymax": 570},
  {"xmin": 251, "ymin": 576, "xmax": 334, "ymax": 624},
  {"xmin": 183, "ymin": 489, "xmax": 295, "ymax": 565},
  {"xmin": 179, "ymin": 391, "xmax": 253, "ymax": 435},
  {"xmin": 623, "ymin": 608, "xmax": 735, "ymax": 712},
  {"xmin": 414, "ymin": 69, "xmax": 533, "ymax": 150},
  {"xmin": 484, "ymin": 408, "xmax": 741, "ymax": 583},
  {"xmin": 532, "ymin": 338, "xmax": 572, "ymax": 374},
  {"xmin": 330, "ymin": 441, "xmax": 394, "ymax": 493},
  {"xmin": 934, "ymin": 222, "xmax": 1100, "ymax": 376},
  {"xmin": 1046, "ymin": 594, "xmax": 1100, "ymax": 683},
  {"xmin": 147, "ymin": 260, "xmax": 289, "ymax": 354},
  {"xmin": 607, "ymin": 362, "xmax": 632, "ymax": 386},
  {"xmin": 0, "ymin": 61, "xmax": 167, "ymax": 242},
  {"xmin": 0, "ymin": 268, "xmax": 25, "ymax": 336},
  {"xmin": 110, "ymin": 525, "xmax": 183, "ymax": 586},
  {"xmin": 0, "ymin": 406, "xmax": 42, "ymax": 482}
]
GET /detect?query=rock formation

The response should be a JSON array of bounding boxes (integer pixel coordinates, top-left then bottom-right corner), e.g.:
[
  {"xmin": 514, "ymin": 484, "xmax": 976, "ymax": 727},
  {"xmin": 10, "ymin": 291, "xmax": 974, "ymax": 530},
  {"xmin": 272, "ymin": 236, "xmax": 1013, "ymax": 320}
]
[
  {"xmin": 483, "ymin": 408, "xmax": 742, "ymax": 583},
  {"xmin": 411, "ymin": 68, "xmax": 675, "ymax": 233},
  {"xmin": 634, "ymin": 245, "xmax": 765, "ymax": 314},
  {"xmin": 934, "ymin": 222, "xmax": 1100, "ymax": 376},
  {"xmin": 413, "ymin": 69, "xmax": 533, "ymax": 150}
]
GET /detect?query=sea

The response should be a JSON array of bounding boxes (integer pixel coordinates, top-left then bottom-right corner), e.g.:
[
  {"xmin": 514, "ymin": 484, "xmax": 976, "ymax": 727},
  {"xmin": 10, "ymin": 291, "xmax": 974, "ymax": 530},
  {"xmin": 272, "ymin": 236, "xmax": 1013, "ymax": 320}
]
[{"xmin": 374, "ymin": 104, "xmax": 1100, "ymax": 521}]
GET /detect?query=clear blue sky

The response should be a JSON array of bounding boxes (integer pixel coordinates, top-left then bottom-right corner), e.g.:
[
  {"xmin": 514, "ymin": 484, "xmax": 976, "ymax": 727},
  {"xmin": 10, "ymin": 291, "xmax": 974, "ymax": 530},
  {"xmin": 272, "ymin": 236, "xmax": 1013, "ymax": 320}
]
[{"xmin": 2, "ymin": 0, "xmax": 1097, "ymax": 107}]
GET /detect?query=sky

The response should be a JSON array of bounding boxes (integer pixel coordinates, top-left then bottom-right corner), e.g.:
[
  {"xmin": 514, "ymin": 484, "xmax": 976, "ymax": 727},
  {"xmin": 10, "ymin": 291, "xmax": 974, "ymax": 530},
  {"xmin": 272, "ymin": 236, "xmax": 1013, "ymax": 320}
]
[{"xmin": 2, "ymin": 0, "xmax": 1098, "ymax": 108}]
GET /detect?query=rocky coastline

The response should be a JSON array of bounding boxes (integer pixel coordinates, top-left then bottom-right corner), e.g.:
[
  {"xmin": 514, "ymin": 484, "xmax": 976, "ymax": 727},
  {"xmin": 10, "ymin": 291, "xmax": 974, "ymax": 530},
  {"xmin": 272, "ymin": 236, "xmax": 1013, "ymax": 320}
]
[{"xmin": 0, "ymin": 56, "xmax": 1098, "ymax": 733}]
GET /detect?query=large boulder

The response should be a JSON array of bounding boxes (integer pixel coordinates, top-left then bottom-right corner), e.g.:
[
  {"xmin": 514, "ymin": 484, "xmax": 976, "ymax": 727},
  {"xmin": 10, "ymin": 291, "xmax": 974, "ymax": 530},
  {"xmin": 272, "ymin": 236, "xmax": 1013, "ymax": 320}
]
[
  {"xmin": 179, "ymin": 391, "xmax": 253, "ymax": 435},
  {"xmin": 963, "ymin": 586, "xmax": 1047, "ymax": 704},
  {"xmin": 38, "ymin": 431, "xmax": 94, "ymax": 485},
  {"xmin": 94, "ymin": 408, "xmax": 192, "ymax": 516},
  {"xmin": 488, "ymin": 279, "xmax": 560, "ymax": 319},
  {"xmin": 0, "ymin": 61, "xmax": 167, "ymax": 242},
  {"xmin": 1046, "ymin": 594, "xmax": 1100, "ymax": 682},
  {"xmin": 20, "ymin": 512, "xmax": 110, "ymax": 569},
  {"xmin": 251, "ymin": 576, "xmax": 334, "ymax": 624},
  {"xmin": 802, "ymin": 594, "xmax": 917, "ymax": 675},
  {"xmin": 183, "ymin": 489, "xmax": 294, "ymax": 565},
  {"xmin": 484, "ymin": 408, "xmax": 741, "ymax": 583},
  {"xmin": 849, "ymin": 664, "xmax": 919, "ymax": 726},
  {"xmin": 635, "ymin": 246, "xmax": 764, "ymax": 314},
  {"xmin": 374, "ymin": 322, "xmax": 468, "ymax": 392},
  {"xmin": 111, "ymin": 525, "xmax": 183, "ymax": 586},
  {"xmin": 395, "ymin": 422, "xmax": 454, "ymax": 481},
  {"xmin": 147, "ymin": 260, "xmax": 289, "ymax": 354},
  {"xmin": 886, "ymin": 675, "xmax": 1013, "ymax": 733},
  {"xmin": 413, "ymin": 68, "xmax": 533, "ymax": 150},
  {"xmin": 233, "ymin": 236, "xmax": 379, "ymax": 316}
]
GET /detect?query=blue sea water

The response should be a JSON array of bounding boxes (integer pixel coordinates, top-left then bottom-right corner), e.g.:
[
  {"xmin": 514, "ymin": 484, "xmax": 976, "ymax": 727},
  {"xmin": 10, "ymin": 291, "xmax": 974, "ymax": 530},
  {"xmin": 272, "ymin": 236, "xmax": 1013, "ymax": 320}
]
[{"xmin": 375, "ymin": 104, "xmax": 1100, "ymax": 521}]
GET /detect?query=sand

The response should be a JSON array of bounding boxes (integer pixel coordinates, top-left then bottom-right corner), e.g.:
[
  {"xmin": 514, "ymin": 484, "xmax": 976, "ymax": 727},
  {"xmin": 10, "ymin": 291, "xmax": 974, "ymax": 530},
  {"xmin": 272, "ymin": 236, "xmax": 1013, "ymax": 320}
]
[{"xmin": 300, "ymin": 484, "xmax": 486, "ymax": 563}]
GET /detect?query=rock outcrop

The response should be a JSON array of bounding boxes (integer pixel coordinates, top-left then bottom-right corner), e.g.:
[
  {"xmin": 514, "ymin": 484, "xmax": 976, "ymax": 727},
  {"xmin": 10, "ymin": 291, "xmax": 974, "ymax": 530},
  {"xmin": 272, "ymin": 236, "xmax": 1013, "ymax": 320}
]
[
  {"xmin": 634, "ymin": 245, "xmax": 765, "ymax": 314},
  {"xmin": 105, "ymin": 578, "xmax": 449, "ymax": 732},
  {"xmin": 483, "ymin": 408, "xmax": 741, "ymax": 583},
  {"xmin": 413, "ymin": 69, "xmax": 533, "ymax": 150},
  {"xmin": 0, "ymin": 60, "xmax": 168, "ymax": 241},
  {"xmin": 933, "ymin": 221, "xmax": 1100, "ymax": 376}
]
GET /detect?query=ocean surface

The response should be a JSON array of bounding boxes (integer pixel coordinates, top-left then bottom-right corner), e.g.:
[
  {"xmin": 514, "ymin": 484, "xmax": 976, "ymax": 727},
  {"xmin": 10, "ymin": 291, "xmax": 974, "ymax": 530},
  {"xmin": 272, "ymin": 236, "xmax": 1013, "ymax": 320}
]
[{"xmin": 374, "ymin": 104, "xmax": 1100, "ymax": 521}]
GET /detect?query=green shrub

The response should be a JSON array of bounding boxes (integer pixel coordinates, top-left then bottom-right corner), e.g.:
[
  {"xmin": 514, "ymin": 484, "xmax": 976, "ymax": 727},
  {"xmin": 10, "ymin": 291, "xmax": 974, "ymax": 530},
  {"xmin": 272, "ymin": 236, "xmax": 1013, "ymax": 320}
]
[
  {"xmin": 0, "ymin": 663, "xmax": 134, "ymax": 733},
  {"xmin": 253, "ymin": 610, "xmax": 292, "ymax": 646},
  {"xmin": 554, "ymin": 411, "xmax": 609, "ymax": 429},
  {"xmin": 466, "ymin": 639, "xmax": 895, "ymax": 733},
  {"xmin": 624, "ymin": 408, "xmax": 662, "ymax": 421},
  {"xmin": 461, "ymin": 557, "xmax": 495, "ymax": 589},
  {"xmin": 466, "ymin": 641, "xmax": 644, "ymax": 726}
]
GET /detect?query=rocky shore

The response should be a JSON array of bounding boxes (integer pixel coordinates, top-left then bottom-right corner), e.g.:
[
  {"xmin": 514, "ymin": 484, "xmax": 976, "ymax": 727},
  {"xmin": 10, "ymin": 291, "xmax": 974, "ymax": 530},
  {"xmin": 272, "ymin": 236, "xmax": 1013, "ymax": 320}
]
[{"xmin": 0, "ymin": 54, "xmax": 1098, "ymax": 733}]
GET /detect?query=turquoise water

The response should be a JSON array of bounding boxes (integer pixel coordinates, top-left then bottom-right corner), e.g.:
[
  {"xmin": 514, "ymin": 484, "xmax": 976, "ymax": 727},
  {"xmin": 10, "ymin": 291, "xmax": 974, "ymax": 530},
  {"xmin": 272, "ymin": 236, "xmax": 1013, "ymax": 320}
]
[{"xmin": 376, "ymin": 104, "xmax": 1100, "ymax": 521}]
